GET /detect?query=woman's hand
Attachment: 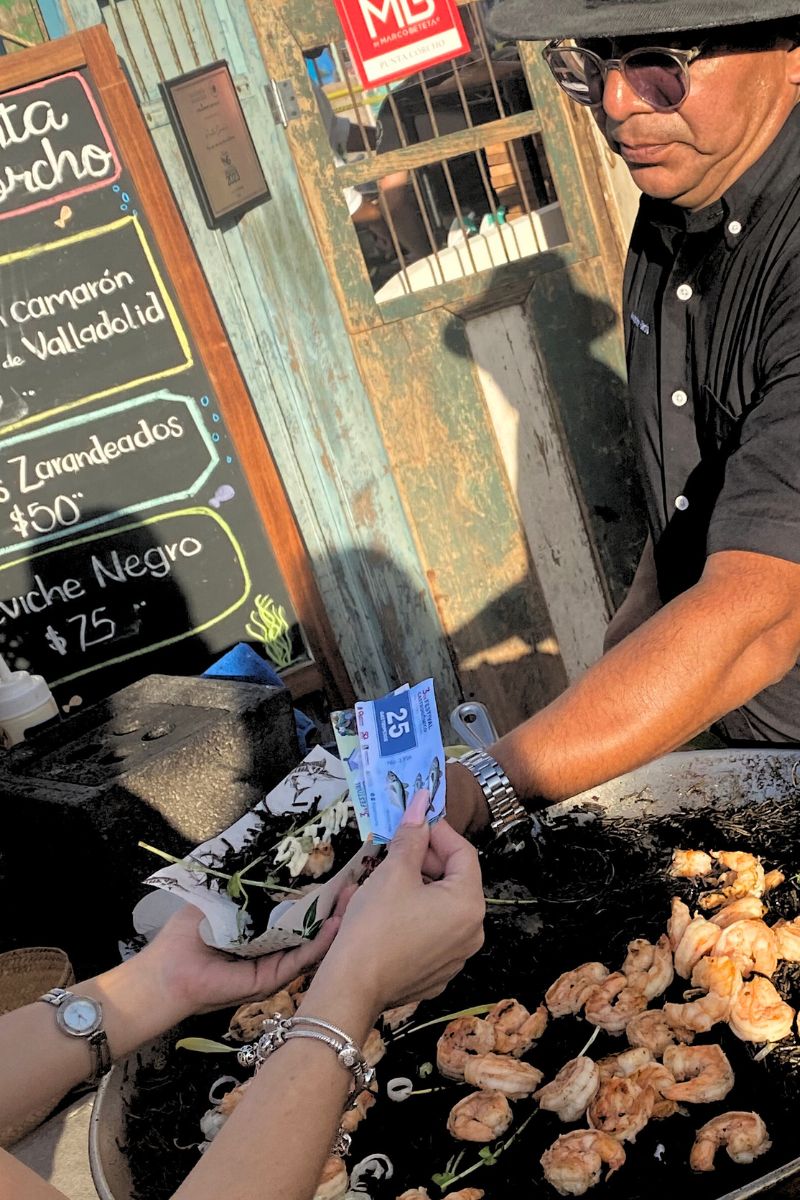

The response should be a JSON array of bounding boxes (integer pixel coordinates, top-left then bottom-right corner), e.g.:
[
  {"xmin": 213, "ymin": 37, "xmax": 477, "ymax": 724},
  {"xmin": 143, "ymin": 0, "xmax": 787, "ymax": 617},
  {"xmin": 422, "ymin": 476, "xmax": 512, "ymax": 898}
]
[
  {"xmin": 307, "ymin": 790, "xmax": 485, "ymax": 1017},
  {"xmin": 132, "ymin": 895, "xmax": 350, "ymax": 1022}
]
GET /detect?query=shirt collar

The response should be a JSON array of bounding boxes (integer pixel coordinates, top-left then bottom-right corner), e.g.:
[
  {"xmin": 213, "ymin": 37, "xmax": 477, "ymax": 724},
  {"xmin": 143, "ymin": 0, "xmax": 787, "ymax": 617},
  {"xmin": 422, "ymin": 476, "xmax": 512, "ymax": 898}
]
[{"xmin": 639, "ymin": 103, "xmax": 800, "ymax": 248}]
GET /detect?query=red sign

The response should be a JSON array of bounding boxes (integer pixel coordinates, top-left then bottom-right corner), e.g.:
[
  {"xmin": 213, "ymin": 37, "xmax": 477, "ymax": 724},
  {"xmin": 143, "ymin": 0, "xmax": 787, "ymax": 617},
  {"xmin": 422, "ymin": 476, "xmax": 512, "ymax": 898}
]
[{"xmin": 332, "ymin": 0, "xmax": 471, "ymax": 89}]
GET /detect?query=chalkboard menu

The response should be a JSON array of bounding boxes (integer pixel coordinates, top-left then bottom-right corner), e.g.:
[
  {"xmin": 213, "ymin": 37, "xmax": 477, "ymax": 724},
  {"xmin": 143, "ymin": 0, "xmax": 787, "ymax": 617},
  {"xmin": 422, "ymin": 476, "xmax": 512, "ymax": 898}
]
[{"xmin": 0, "ymin": 35, "xmax": 330, "ymax": 712}]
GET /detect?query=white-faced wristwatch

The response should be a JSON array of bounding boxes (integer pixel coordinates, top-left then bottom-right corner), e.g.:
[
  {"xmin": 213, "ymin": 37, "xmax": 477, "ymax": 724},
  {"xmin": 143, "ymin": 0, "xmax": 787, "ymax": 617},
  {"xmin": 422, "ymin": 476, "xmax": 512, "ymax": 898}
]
[
  {"xmin": 38, "ymin": 988, "xmax": 112, "ymax": 1083},
  {"xmin": 459, "ymin": 749, "xmax": 530, "ymax": 839}
]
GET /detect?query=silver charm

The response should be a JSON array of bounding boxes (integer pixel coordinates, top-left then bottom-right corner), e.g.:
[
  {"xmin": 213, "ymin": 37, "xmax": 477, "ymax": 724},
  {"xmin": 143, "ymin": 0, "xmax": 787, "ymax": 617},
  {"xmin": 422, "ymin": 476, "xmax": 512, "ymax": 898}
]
[
  {"xmin": 332, "ymin": 1128, "xmax": 352, "ymax": 1158},
  {"xmin": 236, "ymin": 1043, "xmax": 258, "ymax": 1069}
]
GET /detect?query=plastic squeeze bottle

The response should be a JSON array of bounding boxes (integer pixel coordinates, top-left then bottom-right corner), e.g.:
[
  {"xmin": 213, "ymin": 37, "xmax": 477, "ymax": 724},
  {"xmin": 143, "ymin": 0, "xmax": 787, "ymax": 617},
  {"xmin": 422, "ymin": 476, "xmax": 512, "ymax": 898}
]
[{"xmin": 0, "ymin": 655, "xmax": 59, "ymax": 747}]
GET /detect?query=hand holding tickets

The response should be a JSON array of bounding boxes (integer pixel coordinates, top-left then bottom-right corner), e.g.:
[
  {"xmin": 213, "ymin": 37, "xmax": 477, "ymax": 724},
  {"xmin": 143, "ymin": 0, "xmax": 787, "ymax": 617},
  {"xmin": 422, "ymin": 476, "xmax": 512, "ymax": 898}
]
[{"xmin": 333, "ymin": 678, "xmax": 446, "ymax": 843}]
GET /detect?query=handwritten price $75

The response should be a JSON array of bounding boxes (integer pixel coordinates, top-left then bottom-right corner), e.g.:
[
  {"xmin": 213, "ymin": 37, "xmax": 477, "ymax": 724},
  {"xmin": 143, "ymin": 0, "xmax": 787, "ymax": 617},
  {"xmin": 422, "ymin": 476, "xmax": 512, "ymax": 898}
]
[{"xmin": 45, "ymin": 607, "xmax": 116, "ymax": 656}]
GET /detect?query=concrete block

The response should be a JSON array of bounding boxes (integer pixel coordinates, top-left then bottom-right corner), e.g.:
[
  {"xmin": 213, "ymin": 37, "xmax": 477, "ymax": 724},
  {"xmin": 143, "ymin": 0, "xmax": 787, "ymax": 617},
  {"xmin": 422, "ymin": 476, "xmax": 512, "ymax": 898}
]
[{"xmin": 0, "ymin": 675, "xmax": 299, "ymax": 977}]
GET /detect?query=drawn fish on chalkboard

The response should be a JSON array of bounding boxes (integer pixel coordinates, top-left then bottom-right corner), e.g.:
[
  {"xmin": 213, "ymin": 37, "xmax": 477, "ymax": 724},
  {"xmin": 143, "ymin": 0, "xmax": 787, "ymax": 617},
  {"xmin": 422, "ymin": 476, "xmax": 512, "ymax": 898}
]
[{"xmin": 209, "ymin": 484, "xmax": 235, "ymax": 509}]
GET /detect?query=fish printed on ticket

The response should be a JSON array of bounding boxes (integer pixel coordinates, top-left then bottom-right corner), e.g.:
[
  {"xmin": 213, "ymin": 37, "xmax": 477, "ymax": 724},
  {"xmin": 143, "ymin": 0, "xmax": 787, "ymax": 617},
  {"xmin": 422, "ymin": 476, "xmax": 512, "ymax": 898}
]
[{"xmin": 355, "ymin": 678, "xmax": 446, "ymax": 843}]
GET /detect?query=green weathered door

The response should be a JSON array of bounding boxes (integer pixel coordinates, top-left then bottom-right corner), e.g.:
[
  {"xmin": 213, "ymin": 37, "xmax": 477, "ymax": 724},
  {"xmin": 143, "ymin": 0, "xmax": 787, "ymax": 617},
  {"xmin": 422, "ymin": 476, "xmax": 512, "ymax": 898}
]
[{"xmin": 247, "ymin": 0, "xmax": 645, "ymax": 730}]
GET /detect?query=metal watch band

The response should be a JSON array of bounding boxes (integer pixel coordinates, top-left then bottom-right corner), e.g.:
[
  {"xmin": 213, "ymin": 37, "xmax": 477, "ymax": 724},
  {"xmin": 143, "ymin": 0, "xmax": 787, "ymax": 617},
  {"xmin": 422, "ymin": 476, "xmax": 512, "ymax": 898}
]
[
  {"xmin": 459, "ymin": 749, "xmax": 529, "ymax": 839},
  {"xmin": 38, "ymin": 988, "xmax": 111, "ymax": 1085}
]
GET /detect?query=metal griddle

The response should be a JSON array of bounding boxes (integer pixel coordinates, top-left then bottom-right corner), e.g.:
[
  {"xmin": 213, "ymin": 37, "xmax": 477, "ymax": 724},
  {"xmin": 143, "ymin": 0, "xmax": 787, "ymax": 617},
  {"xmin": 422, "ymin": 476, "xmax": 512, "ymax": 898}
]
[
  {"xmin": 91, "ymin": 748, "xmax": 800, "ymax": 1200},
  {"xmin": 542, "ymin": 748, "xmax": 800, "ymax": 1200}
]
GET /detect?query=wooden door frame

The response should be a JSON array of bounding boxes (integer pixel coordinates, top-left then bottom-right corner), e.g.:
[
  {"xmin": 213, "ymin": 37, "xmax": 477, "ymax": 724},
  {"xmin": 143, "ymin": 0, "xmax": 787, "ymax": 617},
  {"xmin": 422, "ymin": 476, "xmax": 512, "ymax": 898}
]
[{"xmin": 0, "ymin": 28, "xmax": 354, "ymax": 706}]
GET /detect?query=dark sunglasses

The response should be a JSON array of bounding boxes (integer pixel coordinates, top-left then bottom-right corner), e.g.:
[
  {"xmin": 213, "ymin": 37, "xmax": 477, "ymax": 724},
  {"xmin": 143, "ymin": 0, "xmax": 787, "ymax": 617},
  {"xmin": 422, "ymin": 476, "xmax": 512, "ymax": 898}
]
[{"xmin": 542, "ymin": 39, "xmax": 704, "ymax": 112}]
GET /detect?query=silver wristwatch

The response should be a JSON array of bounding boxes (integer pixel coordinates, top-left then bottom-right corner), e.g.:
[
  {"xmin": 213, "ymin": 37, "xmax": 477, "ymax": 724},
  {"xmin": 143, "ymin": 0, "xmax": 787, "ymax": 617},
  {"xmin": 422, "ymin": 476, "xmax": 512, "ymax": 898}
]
[
  {"xmin": 38, "ymin": 988, "xmax": 112, "ymax": 1084},
  {"xmin": 459, "ymin": 749, "xmax": 530, "ymax": 840}
]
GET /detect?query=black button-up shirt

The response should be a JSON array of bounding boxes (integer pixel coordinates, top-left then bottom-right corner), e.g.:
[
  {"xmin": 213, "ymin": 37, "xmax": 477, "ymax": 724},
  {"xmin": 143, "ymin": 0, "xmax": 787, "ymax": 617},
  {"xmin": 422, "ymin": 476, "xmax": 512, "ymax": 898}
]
[{"xmin": 624, "ymin": 104, "xmax": 800, "ymax": 742}]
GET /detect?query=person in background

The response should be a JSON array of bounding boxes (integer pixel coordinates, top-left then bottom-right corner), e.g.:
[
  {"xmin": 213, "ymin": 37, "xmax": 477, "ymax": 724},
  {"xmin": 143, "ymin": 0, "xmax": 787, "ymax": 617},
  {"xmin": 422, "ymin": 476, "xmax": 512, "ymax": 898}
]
[
  {"xmin": 304, "ymin": 46, "xmax": 391, "ymax": 251},
  {"xmin": 0, "ymin": 792, "xmax": 484, "ymax": 1200},
  {"xmin": 442, "ymin": 4, "xmax": 800, "ymax": 847}
]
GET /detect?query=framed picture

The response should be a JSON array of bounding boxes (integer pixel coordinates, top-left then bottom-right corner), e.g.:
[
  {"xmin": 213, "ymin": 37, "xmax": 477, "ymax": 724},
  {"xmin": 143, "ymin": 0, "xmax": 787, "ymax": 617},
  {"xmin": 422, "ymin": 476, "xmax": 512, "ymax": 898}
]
[{"xmin": 161, "ymin": 61, "xmax": 270, "ymax": 228}]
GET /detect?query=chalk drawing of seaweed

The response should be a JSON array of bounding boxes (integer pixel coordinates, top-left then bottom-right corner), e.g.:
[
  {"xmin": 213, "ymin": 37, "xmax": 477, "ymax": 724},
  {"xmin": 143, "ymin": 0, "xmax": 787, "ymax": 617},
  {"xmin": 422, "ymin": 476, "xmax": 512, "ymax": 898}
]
[{"xmin": 246, "ymin": 593, "xmax": 295, "ymax": 669}]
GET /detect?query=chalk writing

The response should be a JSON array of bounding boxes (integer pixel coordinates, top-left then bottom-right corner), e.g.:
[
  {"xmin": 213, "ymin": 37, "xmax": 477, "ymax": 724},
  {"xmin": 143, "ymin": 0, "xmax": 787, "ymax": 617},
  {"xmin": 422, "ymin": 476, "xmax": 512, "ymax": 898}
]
[
  {"xmin": 0, "ymin": 393, "xmax": 217, "ymax": 555},
  {"xmin": 0, "ymin": 73, "xmax": 120, "ymax": 218},
  {"xmin": 0, "ymin": 217, "xmax": 191, "ymax": 431},
  {"xmin": 0, "ymin": 61, "xmax": 304, "ymax": 705},
  {"xmin": 0, "ymin": 508, "xmax": 250, "ymax": 686}
]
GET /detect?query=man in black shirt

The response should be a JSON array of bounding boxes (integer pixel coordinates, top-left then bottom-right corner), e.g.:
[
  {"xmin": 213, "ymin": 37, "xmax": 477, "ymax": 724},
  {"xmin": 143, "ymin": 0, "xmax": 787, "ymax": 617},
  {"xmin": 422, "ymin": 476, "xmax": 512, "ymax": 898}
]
[{"xmin": 444, "ymin": 1, "xmax": 800, "ymax": 837}]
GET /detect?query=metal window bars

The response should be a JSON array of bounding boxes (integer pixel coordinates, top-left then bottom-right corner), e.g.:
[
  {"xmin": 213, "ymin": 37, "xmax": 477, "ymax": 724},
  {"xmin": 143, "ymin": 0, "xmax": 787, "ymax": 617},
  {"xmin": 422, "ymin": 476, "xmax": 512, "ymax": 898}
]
[{"xmin": 310, "ymin": 2, "xmax": 560, "ymax": 300}]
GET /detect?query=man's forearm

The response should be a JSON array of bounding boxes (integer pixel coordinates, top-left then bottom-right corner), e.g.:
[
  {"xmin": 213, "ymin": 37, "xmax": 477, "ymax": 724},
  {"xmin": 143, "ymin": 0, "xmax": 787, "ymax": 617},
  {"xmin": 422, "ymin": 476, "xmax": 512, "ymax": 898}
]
[{"xmin": 490, "ymin": 551, "xmax": 800, "ymax": 807}]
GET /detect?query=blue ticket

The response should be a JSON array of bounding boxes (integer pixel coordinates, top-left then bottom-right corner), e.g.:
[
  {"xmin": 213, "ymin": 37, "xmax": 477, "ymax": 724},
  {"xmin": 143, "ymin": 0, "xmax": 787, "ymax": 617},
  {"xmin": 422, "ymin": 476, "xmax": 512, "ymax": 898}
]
[{"xmin": 355, "ymin": 678, "xmax": 446, "ymax": 843}]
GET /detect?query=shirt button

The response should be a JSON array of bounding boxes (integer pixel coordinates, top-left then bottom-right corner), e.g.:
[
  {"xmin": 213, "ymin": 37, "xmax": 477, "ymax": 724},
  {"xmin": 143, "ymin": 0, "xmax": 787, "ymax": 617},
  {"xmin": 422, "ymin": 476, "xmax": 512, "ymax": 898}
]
[
  {"xmin": 671, "ymin": 389, "xmax": 688, "ymax": 407},
  {"xmin": 676, "ymin": 284, "xmax": 693, "ymax": 302},
  {"xmin": 675, "ymin": 495, "xmax": 690, "ymax": 511},
  {"xmin": 728, "ymin": 219, "xmax": 742, "ymax": 236}
]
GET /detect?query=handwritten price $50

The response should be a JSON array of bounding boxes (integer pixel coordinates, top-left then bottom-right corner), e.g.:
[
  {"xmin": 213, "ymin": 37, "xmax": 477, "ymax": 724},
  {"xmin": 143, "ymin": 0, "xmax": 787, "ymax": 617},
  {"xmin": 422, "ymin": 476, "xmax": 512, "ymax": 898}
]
[{"xmin": 8, "ymin": 494, "xmax": 83, "ymax": 540}]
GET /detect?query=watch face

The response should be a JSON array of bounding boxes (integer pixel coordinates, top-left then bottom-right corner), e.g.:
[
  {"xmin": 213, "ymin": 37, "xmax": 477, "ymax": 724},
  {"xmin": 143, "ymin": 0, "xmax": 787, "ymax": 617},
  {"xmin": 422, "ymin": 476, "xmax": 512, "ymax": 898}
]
[{"xmin": 61, "ymin": 997, "xmax": 101, "ymax": 1035}]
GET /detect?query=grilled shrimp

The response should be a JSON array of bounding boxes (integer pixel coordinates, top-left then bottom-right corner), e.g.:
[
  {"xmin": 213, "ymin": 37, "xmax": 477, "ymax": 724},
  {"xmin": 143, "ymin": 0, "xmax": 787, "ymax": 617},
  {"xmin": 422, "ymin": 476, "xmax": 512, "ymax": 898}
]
[
  {"xmin": 364, "ymin": 1028, "xmax": 386, "ymax": 1067},
  {"xmin": 633, "ymin": 1062, "xmax": 679, "ymax": 1119},
  {"xmin": 710, "ymin": 896, "xmax": 767, "ymax": 929},
  {"xmin": 728, "ymin": 976, "xmax": 795, "ymax": 1043},
  {"xmin": 773, "ymin": 917, "xmax": 800, "ymax": 962},
  {"xmin": 340, "ymin": 1085, "xmax": 377, "ymax": 1133},
  {"xmin": 668, "ymin": 896, "xmax": 692, "ymax": 952},
  {"xmin": 699, "ymin": 851, "xmax": 765, "ymax": 911},
  {"xmin": 712, "ymin": 919, "xmax": 777, "ymax": 978},
  {"xmin": 399, "ymin": 1192, "xmax": 483, "ymax": 1200},
  {"xmin": 535, "ymin": 1056, "xmax": 600, "ymax": 1123},
  {"xmin": 621, "ymin": 934, "xmax": 674, "ymax": 1000},
  {"xmin": 446, "ymin": 1090, "xmax": 512, "ymax": 1142},
  {"xmin": 664, "ymin": 990, "xmax": 730, "ymax": 1035},
  {"xmin": 463, "ymin": 1053, "xmax": 543, "ymax": 1098},
  {"xmin": 626, "ymin": 1008, "xmax": 695, "ymax": 1055},
  {"xmin": 668, "ymin": 947, "xmax": 741, "ymax": 1037},
  {"xmin": 436, "ymin": 1016, "xmax": 496, "ymax": 1081},
  {"xmin": 587, "ymin": 1075, "xmax": 655, "ymax": 1143},
  {"xmin": 669, "ymin": 849, "xmax": 713, "ymax": 877},
  {"xmin": 381, "ymin": 1001, "xmax": 418, "ymax": 1031},
  {"xmin": 313, "ymin": 1156, "xmax": 349, "ymax": 1200},
  {"xmin": 546, "ymin": 963, "xmax": 609, "ymax": 1018},
  {"xmin": 661, "ymin": 1044, "xmax": 735, "ymax": 1103},
  {"xmin": 674, "ymin": 915, "xmax": 721, "ymax": 978},
  {"xmin": 486, "ymin": 998, "xmax": 547, "ymax": 1056},
  {"xmin": 540, "ymin": 1130, "xmax": 626, "ymax": 1197},
  {"xmin": 693, "ymin": 954, "xmax": 742, "ymax": 1003},
  {"xmin": 690, "ymin": 1112, "xmax": 771, "ymax": 1172},
  {"xmin": 584, "ymin": 972, "xmax": 647, "ymax": 1034},
  {"xmin": 228, "ymin": 990, "xmax": 295, "ymax": 1040},
  {"xmin": 597, "ymin": 1047, "xmax": 653, "ymax": 1079}
]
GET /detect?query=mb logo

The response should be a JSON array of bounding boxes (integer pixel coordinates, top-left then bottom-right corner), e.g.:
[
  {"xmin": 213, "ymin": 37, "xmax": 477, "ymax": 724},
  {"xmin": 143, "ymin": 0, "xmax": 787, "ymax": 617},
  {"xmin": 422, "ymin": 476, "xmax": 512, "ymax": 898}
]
[{"xmin": 359, "ymin": 0, "xmax": 436, "ymax": 37}]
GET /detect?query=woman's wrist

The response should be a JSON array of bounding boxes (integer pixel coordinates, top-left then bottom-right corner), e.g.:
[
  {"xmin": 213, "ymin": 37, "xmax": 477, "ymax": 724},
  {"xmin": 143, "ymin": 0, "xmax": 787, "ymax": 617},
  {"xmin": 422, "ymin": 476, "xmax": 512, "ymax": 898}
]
[
  {"xmin": 80, "ymin": 955, "xmax": 192, "ymax": 1062},
  {"xmin": 297, "ymin": 959, "xmax": 381, "ymax": 1045}
]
